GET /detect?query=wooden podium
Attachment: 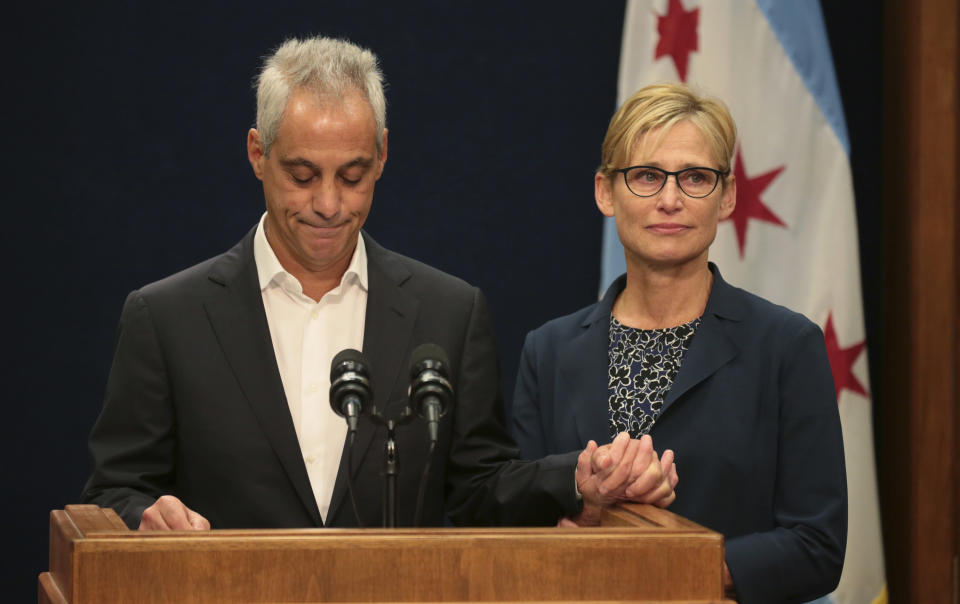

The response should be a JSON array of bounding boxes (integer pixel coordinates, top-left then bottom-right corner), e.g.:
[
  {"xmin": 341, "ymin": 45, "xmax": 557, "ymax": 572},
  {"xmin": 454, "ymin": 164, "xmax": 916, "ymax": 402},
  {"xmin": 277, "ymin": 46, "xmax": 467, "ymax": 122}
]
[{"xmin": 39, "ymin": 504, "xmax": 732, "ymax": 603}]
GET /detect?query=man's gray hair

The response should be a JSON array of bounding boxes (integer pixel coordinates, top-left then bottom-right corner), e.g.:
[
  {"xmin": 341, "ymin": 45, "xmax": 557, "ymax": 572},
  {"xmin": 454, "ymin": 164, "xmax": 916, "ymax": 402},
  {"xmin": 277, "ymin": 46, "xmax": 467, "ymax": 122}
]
[{"xmin": 255, "ymin": 36, "xmax": 386, "ymax": 156}]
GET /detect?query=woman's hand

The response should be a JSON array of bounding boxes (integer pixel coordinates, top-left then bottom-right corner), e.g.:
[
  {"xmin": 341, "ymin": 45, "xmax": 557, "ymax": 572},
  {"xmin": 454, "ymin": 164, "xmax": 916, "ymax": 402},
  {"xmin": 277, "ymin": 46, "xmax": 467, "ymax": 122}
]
[{"xmin": 565, "ymin": 432, "xmax": 679, "ymax": 526}]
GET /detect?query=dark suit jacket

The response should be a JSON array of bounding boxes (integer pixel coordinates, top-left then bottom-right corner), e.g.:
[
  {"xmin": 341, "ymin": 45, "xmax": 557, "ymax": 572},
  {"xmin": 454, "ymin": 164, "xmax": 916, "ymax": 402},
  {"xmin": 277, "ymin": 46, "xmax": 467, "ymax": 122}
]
[
  {"xmin": 512, "ymin": 263, "xmax": 847, "ymax": 604},
  {"xmin": 82, "ymin": 228, "xmax": 580, "ymax": 529}
]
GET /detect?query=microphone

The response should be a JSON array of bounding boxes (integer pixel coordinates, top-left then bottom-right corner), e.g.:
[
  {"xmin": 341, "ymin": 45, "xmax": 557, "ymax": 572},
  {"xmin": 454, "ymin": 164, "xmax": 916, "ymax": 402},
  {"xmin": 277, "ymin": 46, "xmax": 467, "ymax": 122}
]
[
  {"xmin": 408, "ymin": 343, "xmax": 453, "ymax": 445},
  {"xmin": 329, "ymin": 349, "xmax": 373, "ymax": 434}
]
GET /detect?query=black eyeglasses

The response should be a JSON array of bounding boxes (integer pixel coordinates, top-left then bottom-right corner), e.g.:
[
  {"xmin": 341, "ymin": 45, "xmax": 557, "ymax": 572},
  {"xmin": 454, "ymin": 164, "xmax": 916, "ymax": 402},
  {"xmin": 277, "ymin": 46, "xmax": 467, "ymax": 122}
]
[{"xmin": 613, "ymin": 165, "xmax": 729, "ymax": 198}]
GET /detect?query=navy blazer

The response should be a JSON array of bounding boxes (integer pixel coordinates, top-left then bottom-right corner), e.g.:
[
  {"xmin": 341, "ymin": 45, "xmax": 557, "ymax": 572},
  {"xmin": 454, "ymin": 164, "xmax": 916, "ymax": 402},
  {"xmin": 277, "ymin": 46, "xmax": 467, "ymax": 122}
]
[
  {"xmin": 82, "ymin": 227, "xmax": 580, "ymax": 530},
  {"xmin": 512, "ymin": 264, "xmax": 847, "ymax": 604}
]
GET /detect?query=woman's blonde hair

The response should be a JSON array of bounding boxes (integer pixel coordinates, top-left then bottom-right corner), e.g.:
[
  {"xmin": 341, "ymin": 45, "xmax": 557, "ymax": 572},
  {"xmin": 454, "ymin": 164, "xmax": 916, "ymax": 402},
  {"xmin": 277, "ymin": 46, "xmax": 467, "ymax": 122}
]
[{"xmin": 598, "ymin": 83, "xmax": 737, "ymax": 177}]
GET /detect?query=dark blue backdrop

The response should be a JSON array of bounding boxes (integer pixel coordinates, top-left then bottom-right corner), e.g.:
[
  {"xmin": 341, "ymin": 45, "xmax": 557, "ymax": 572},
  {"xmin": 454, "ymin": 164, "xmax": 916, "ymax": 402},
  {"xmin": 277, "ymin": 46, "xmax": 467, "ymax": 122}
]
[{"xmin": 4, "ymin": 3, "xmax": 879, "ymax": 600}]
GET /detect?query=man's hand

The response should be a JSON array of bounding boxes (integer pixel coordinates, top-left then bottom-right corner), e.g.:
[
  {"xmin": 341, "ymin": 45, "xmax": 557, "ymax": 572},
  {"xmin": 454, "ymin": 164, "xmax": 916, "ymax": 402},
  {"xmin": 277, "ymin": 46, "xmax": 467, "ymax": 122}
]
[
  {"xmin": 138, "ymin": 495, "xmax": 211, "ymax": 530},
  {"xmin": 564, "ymin": 432, "xmax": 679, "ymax": 526}
]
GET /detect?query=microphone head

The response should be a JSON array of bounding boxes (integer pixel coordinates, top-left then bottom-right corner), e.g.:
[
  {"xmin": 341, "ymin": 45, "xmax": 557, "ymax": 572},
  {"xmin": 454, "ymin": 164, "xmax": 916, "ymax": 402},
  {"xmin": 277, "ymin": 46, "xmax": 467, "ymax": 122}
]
[
  {"xmin": 329, "ymin": 348, "xmax": 372, "ymax": 418},
  {"xmin": 410, "ymin": 343, "xmax": 449, "ymax": 379},
  {"xmin": 332, "ymin": 348, "xmax": 367, "ymax": 376},
  {"xmin": 408, "ymin": 343, "xmax": 453, "ymax": 418}
]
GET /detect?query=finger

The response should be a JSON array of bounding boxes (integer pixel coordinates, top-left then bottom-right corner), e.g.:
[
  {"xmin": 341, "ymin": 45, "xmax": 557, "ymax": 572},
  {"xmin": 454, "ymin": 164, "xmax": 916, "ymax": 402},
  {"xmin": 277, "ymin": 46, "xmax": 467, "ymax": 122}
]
[
  {"xmin": 139, "ymin": 495, "xmax": 187, "ymax": 530},
  {"xmin": 632, "ymin": 460, "xmax": 676, "ymax": 505},
  {"xmin": 138, "ymin": 504, "xmax": 170, "ymax": 530},
  {"xmin": 599, "ymin": 437, "xmax": 641, "ymax": 494},
  {"xmin": 591, "ymin": 444, "xmax": 613, "ymax": 473},
  {"xmin": 628, "ymin": 435, "xmax": 655, "ymax": 483},
  {"xmin": 655, "ymin": 489, "xmax": 677, "ymax": 508},
  {"xmin": 624, "ymin": 451, "xmax": 665, "ymax": 499},
  {"xmin": 609, "ymin": 431, "xmax": 630, "ymax": 466},
  {"xmin": 187, "ymin": 509, "xmax": 211, "ymax": 530},
  {"xmin": 557, "ymin": 517, "xmax": 579, "ymax": 528},
  {"xmin": 157, "ymin": 496, "xmax": 197, "ymax": 530},
  {"xmin": 660, "ymin": 449, "xmax": 679, "ymax": 488},
  {"xmin": 576, "ymin": 441, "xmax": 598, "ymax": 489},
  {"xmin": 594, "ymin": 432, "xmax": 629, "ymax": 473}
]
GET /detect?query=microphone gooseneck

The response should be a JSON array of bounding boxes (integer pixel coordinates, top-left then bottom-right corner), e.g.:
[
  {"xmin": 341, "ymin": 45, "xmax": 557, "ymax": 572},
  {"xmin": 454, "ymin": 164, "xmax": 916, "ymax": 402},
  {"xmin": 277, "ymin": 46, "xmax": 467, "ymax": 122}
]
[{"xmin": 329, "ymin": 348, "xmax": 372, "ymax": 528}]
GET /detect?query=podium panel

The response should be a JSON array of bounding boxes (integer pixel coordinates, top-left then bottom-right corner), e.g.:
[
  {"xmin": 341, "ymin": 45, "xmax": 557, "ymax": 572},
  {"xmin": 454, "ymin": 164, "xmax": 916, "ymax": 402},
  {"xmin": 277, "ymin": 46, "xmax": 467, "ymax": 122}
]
[{"xmin": 40, "ymin": 504, "xmax": 732, "ymax": 603}]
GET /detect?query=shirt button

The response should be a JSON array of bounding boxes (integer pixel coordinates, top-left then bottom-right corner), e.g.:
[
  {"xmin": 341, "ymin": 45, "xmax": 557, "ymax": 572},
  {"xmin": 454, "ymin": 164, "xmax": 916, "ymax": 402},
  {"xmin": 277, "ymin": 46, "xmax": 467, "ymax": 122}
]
[
  {"xmin": 309, "ymin": 383, "xmax": 318, "ymax": 393},
  {"xmin": 311, "ymin": 311, "xmax": 319, "ymax": 320},
  {"xmin": 305, "ymin": 455, "xmax": 316, "ymax": 464}
]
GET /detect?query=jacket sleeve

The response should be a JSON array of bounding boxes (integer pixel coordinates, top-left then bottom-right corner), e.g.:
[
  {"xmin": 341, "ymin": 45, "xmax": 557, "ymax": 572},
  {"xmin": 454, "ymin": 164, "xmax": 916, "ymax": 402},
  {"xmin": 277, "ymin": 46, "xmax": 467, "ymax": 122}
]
[
  {"xmin": 80, "ymin": 290, "xmax": 174, "ymax": 529},
  {"xmin": 443, "ymin": 288, "xmax": 581, "ymax": 526},
  {"xmin": 510, "ymin": 330, "xmax": 550, "ymax": 459},
  {"xmin": 725, "ymin": 321, "xmax": 848, "ymax": 604}
]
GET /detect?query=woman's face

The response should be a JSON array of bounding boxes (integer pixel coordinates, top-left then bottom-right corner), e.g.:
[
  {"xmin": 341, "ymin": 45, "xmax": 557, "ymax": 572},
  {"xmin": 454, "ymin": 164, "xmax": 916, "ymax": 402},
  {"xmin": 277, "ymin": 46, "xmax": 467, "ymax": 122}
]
[{"xmin": 595, "ymin": 120, "xmax": 736, "ymax": 273}]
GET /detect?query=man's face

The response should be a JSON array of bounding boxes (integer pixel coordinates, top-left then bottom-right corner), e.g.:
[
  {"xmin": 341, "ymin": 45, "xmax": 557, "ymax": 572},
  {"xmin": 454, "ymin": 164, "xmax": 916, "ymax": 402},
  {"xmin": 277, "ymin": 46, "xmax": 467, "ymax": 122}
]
[{"xmin": 247, "ymin": 88, "xmax": 387, "ymax": 279}]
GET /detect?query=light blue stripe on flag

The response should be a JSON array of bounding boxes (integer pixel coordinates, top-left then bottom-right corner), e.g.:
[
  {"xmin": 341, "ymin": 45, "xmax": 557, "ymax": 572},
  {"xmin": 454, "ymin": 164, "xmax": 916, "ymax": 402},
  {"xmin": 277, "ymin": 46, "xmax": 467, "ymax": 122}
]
[
  {"xmin": 601, "ymin": 216, "xmax": 626, "ymax": 295},
  {"xmin": 754, "ymin": 0, "xmax": 850, "ymax": 153}
]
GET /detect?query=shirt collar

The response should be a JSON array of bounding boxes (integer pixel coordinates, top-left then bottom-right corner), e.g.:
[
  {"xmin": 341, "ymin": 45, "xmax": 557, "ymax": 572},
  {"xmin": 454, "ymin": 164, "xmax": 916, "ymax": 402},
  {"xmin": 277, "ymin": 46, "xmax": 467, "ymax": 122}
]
[{"xmin": 253, "ymin": 213, "xmax": 368, "ymax": 294}]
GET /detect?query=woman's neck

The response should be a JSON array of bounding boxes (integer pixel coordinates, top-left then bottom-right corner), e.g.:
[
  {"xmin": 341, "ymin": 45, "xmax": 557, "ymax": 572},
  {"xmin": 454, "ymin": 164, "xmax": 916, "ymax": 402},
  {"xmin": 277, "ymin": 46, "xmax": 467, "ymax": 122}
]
[{"xmin": 613, "ymin": 261, "xmax": 713, "ymax": 330}]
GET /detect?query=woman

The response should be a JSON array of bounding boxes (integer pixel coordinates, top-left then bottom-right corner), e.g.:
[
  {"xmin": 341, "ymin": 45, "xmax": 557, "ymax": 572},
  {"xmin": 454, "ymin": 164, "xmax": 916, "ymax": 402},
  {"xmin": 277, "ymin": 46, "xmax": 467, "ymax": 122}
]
[{"xmin": 512, "ymin": 83, "xmax": 846, "ymax": 604}]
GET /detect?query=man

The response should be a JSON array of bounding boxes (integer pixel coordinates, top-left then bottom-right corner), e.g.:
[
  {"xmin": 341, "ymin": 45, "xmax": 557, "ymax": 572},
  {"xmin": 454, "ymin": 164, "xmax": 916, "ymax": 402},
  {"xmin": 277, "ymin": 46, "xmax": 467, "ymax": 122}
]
[{"xmin": 81, "ymin": 36, "xmax": 676, "ymax": 530}]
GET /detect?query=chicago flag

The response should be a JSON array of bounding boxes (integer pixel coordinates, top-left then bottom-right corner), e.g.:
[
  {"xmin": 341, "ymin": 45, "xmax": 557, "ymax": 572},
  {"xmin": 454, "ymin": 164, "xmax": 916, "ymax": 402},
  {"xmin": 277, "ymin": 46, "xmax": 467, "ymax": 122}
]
[{"xmin": 602, "ymin": 2, "xmax": 886, "ymax": 603}]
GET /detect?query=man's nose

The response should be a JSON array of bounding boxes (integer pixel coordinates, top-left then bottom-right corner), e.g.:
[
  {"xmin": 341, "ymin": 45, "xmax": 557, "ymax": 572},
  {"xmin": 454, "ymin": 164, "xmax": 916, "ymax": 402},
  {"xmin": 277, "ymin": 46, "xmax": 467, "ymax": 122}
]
[{"xmin": 311, "ymin": 180, "xmax": 340, "ymax": 218}]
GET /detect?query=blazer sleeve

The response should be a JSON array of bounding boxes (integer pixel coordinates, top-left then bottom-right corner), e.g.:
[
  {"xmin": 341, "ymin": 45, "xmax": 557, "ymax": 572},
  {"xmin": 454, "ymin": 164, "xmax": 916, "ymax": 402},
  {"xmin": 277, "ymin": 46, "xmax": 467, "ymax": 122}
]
[
  {"xmin": 442, "ymin": 289, "xmax": 581, "ymax": 526},
  {"xmin": 80, "ymin": 290, "xmax": 175, "ymax": 528},
  {"xmin": 510, "ymin": 330, "xmax": 549, "ymax": 459},
  {"xmin": 725, "ymin": 321, "xmax": 848, "ymax": 604}
]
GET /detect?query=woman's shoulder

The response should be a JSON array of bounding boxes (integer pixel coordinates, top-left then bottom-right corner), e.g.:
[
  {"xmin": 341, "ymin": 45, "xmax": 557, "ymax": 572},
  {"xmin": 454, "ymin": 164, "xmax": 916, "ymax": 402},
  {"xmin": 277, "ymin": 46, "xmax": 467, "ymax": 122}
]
[
  {"xmin": 712, "ymin": 274, "xmax": 823, "ymax": 344},
  {"xmin": 525, "ymin": 299, "xmax": 606, "ymax": 344}
]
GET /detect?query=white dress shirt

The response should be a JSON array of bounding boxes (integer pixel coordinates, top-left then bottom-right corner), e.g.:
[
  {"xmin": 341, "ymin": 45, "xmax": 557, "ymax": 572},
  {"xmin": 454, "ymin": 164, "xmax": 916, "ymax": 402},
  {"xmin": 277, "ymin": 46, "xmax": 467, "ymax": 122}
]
[{"xmin": 253, "ymin": 214, "xmax": 368, "ymax": 523}]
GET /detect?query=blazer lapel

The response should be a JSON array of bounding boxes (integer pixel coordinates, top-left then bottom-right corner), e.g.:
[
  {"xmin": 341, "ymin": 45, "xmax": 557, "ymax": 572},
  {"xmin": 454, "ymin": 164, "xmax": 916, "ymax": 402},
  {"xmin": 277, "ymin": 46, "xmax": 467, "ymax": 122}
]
[
  {"xmin": 326, "ymin": 232, "xmax": 419, "ymax": 523},
  {"xmin": 202, "ymin": 229, "xmax": 323, "ymax": 526},
  {"xmin": 565, "ymin": 277, "xmax": 624, "ymax": 448},
  {"xmin": 661, "ymin": 264, "xmax": 742, "ymax": 416}
]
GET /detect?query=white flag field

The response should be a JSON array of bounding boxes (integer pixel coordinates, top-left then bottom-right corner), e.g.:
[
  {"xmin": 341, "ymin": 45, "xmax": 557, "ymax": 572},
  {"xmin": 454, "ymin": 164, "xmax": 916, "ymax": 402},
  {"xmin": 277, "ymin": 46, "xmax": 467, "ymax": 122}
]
[{"xmin": 601, "ymin": 1, "xmax": 886, "ymax": 603}]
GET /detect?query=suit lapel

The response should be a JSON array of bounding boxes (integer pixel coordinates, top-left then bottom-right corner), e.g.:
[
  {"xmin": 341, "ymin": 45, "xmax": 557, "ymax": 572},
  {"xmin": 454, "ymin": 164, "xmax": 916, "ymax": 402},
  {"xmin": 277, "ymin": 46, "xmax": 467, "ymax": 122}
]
[
  {"xmin": 564, "ymin": 277, "xmax": 624, "ymax": 448},
  {"xmin": 202, "ymin": 229, "xmax": 323, "ymax": 526},
  {"xmin": 661, "ymin": 264, "xmax": 742, "ymax": 416},
  {"xmin": 327, "ymin": 232, "xmax": 418, "ymax": 524}
]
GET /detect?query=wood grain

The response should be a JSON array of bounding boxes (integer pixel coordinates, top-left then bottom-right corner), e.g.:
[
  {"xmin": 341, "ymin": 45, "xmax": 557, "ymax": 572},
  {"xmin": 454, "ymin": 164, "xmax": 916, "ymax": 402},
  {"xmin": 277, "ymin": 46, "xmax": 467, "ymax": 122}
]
[
  {"xmin": 41, "ymin": 505, "xmax": 731, "ymax": 603},
  {"xmin": 882, "ymin": 0, "xmax": 959, "ymax": 602}
]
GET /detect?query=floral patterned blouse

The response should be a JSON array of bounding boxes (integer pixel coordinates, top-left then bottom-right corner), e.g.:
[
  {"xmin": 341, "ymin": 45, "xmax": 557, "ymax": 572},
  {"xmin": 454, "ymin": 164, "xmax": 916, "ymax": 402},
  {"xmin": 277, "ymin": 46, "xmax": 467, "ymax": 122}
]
[{"xmin": 607, "ymin": 315, "xmax": 701, "ymax": 439}]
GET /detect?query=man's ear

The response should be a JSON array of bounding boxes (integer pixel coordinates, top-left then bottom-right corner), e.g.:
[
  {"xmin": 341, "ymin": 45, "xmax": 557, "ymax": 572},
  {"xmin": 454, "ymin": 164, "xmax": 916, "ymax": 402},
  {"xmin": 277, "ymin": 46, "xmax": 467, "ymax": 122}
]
[
  {"xmin": 247, "ymin": 128, "xmax": 265, "ymax": 180},
  {"xmin": 375, "ymin": 128, "xmax": 388, "ymax": 180},
  {"xmin": 595, "ymin": 172, "xmax": 615, "ymax": 217}
]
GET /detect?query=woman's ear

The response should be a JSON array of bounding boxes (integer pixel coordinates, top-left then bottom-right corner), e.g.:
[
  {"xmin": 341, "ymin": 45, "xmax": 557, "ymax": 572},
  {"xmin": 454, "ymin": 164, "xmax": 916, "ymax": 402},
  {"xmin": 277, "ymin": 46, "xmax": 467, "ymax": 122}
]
[
  {"xmin": 719, "ymin": 174, "xmax": 736, "ymax": 220},
  {"xmin": 595, "ymin": 172, "xmax": 615, "ymax": 217}
]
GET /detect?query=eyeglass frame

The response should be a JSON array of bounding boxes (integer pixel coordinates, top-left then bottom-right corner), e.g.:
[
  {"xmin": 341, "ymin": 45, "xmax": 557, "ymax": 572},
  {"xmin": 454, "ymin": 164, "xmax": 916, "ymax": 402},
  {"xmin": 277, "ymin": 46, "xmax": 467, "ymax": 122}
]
[{"xmin": 612, "ymin": 165, "xmax": 731, "ymax": 199}]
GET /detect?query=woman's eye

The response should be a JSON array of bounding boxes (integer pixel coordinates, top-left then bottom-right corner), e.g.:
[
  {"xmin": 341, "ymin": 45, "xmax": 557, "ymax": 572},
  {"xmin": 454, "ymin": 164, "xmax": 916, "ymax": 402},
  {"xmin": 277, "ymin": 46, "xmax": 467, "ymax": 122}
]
[{"xmin": 632, "ymin": 169, "xmax": 659, "ymax": 183}]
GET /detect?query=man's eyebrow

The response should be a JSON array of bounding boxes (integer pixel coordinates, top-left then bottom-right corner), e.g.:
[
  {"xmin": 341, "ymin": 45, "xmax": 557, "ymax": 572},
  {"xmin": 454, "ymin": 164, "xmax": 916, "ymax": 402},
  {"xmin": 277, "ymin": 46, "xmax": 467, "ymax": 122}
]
[
  {"xmin": 342, "ymin": 157, "xmax": 375, "ymax": 169},
  {"xmin": 279, "ymin": 157, "xmax": 319, "ymax": 170}
]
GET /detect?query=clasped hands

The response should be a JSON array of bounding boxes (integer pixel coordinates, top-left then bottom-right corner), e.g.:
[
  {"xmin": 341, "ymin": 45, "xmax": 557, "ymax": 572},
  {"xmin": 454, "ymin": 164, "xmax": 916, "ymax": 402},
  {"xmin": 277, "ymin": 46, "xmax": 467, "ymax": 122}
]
[{"xmin": 563, "ymin": 431, "xmax": 679, "ymax": 527}]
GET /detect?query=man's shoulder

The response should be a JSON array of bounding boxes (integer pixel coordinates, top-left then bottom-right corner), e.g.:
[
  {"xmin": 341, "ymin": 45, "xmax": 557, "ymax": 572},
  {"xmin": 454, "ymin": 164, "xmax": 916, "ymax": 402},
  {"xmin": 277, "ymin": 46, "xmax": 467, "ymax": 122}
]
[
  {"xmin": 135, "ymin": 230, "xmax": 254, "ymax": 302},
  {"xmin": 365, "ymin": 233, "xmax": 477, "ymax": 298}
]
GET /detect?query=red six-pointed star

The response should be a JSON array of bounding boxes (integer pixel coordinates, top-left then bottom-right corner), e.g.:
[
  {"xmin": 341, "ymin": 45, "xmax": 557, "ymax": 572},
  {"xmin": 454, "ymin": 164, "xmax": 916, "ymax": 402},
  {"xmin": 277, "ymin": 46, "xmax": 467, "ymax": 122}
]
[
  {"xmin": 655, "ymin": 0, "xmax": 699, "ymax": 81},
  {"xmin": 823, "ymin": 312, "xmax": 869, "ymax": 401},
  {"xmin": 724, "ymin": 147, "xmax": 787, "ymax": 257}
]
